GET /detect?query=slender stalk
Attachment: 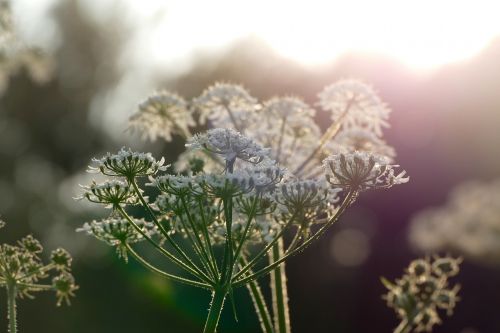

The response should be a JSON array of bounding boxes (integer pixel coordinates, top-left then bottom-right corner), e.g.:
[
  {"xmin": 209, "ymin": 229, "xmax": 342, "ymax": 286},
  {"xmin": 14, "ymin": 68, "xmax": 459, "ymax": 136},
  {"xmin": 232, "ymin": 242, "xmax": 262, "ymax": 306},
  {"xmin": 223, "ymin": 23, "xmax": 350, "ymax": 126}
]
[
  {"xmin": 275, "ymin": 117, "xmax": 287, "ymax": 163},
  {"xmin": 239, "ymin": 254, "xmax": 274, "ymax": 333},
  {"xmin": 270, "ymin": 238, "xmax": 290, "ymax": 333},
  {"xmin": 233, "ymin": 190, "xmax": 356, "ymax": 287},
  {"xmin": 130, "ymin": 180, "xmax": 207, "ymax": 279},
  {"xmin": 203, "ymin": 287, "xmax": 228, "ymax": 333},
  {"xmin": 394, "ymin": 319, "xmax": 412, "ymax": 333},
  {"xmin": 198, "ymin": 198, "xmax": 219, "ymax": 275},
  {"xmin": 125, "ymin": 244, "xmax": 211, "ymax": 289},
  {"xmin": 117, "ymin": 206, "xmax": 213, "ymax": 285},
  {"xmin": 232, "ymin": 211, "xmax": 298, "ymax": 282},
  {"xmin": 6, "ymin": 281, "xmax": 17, "ymax": 333},
  {"xmin": 293, "ymin": 98, "xmax": 354, "ymax": 176},
  {"xmin": 247, "ymin": 280, "xmax": 275, "ymax": 333},
  {"xmin": 180, "ymin": 197, "xmax": 218, "ymax": 279}
]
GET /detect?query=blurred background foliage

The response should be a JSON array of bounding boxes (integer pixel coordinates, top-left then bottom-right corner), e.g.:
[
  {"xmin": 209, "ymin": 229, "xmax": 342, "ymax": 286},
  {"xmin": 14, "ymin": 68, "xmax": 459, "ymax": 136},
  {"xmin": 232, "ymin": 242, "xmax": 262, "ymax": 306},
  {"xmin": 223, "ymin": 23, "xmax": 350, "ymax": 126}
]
[{"xmin": 1, "ymin": 0, "xmax": 500, "ymax": 332}]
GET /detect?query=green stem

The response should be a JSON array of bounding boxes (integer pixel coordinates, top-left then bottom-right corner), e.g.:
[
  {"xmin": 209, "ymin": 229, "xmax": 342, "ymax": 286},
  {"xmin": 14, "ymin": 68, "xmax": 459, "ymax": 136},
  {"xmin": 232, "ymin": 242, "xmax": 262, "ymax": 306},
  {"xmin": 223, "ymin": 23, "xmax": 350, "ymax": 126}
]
[
  {"xmin": 238, "ymin": 255, "xmax": 274, "ymax": 333},
  {"xmin": 233, "ymin": 190, "xmax": 356, "ymax": 287},
  {"xmin": 125, "ymin": 244, "xmax": 211, "ymax": 289},
  {"xmin": 247, "ymin": 280, "xmax": 275, "ymax": 333},
  {"xmin": 270, "ymin": 238, "xmax": 290, "ymax": 333},
  {"xmin": 117, "ymin": 206, "xmax": 213, "ymax": 285},
  {"xmin": 6, "ymin": 281, "xmax": 17, "ymax": 333},
  {"xmin": 203, "ymin": 288, "xmax": 228, "ymax": 333}
]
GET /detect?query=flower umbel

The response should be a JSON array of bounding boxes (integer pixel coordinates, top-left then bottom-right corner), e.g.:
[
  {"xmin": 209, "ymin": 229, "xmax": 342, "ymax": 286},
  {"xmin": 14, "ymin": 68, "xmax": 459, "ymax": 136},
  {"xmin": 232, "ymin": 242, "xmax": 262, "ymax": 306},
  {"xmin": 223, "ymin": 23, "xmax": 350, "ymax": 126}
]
[
  {"xmin": 89, "ymin": 147, "xmax": 167, "ymax": 179},
  {"xmin": 323, "ymin": 151, "xmax": 408, "ymax": 191},
  {"xmin": 187, "ymin": 128, "xmax": 270, "ymax": 172},
  {"xmin": 78, "ymin": 217, "xmax": 158, "ymax": 261},
  {"xmin": 129, "ymin": 91, "xmax": 194, "ymax": 142},
  {"xmin": 80, "ymin": 180, "xmax": 138, "ymax": 208},
  {"xmin": 382, "ymin": 256, "xmax": 461, "ymax": 333}
]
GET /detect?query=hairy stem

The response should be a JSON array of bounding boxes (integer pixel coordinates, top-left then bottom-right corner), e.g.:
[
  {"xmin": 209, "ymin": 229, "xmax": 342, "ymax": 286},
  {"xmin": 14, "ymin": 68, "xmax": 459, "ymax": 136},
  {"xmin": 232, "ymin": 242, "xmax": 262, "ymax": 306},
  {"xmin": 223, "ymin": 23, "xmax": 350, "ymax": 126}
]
[
  {"xmin": 270, "ymin": 238, "xmax": 291, "ymax": 333},
  {"xmin": 203, "ymin": 287, "xmax": 228, "ymax": 333},
  {"xmin": 239, "ymin": 256, "xmax": 274, "ymax": 333},
  {"xmin": 6, "ymin": 281, "xmax": 17, "ymax": 333}
]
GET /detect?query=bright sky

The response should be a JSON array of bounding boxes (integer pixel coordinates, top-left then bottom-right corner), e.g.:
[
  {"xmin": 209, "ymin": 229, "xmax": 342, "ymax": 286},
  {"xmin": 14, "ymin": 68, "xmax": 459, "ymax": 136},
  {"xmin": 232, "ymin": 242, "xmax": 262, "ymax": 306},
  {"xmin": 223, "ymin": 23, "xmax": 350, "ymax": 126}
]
[
  {"xmin": 15, "ymin": 0, "xmax": 500, "ymax": 72},
  {"xmin": 122, "ymin": 0, "xmax": 500, "ymax": 71}
]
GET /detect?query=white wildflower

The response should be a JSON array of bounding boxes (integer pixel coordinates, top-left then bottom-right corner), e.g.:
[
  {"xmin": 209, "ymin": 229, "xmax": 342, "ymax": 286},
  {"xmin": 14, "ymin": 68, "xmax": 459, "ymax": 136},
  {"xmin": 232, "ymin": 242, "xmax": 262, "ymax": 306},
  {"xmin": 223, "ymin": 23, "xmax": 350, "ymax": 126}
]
[
  {"xmin": 318, "ymin": 79, "xmax": 390, "ymax": 136},
  {"xmin": 129, "ymin": 91, "xmax": 194, "ymax": 142},
  {"xmin": 409, "ymin": 179, "xmax": 500, "ymax": 266},
  {"xmin": 186, "ymin": 128, "xmax": 270, "ymax": 172},
  {"xmin": 80, "ymin": 180, "xmax": 138, "ymax": 208},
  {"xmin": 192, "ymin": 82, "xmax": 258, "ymax": 130},
  {"xmin": 89, "ymin": 147, "xmax": 167, "ymax": 179},
  {"xmin": 323, "ymin": 151, "xmax": 409, "ymax": 191},
  {"xmin": 77, "ymin": 217, "xmax": 158, "ymax": 261}
]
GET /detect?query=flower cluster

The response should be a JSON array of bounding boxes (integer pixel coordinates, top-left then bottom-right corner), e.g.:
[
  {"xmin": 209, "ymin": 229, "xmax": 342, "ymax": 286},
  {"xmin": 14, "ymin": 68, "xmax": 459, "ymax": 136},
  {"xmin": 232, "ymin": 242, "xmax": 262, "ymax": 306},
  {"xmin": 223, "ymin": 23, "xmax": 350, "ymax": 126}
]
[
  {"xmin": 187, "ymin": 128, "xmax": 270, "ymax": 171},
  {"xmin": 0, "ymin": 220, "xmax": 78, "ymax": 306},
  {"xmin": 77, "ymin": 217, "xmax": 159, "ymax": 261},
  {"xmin": 317, "ymin": 79, "xmax": 390, "ymax": 136},
  {"xmin": 409, "ymin": 179, "xmax": 500, "ymax": 266},
  {"xmin": 192, "ymin": 82, "xmax": 258, "ymax": 130},
  {"xmin": 129, "ymin": 91, "xmax": 194, "ymax": 142},
  {"xmin": 80, "ymin": 180, "xmax": 138, "ymax": 208},
  {"xmin": 89, "ymin": 147, "xmax": 167, "ymax": 179},
  {"xmin": 84, "ymin": 79, "xmax": 409, "ymax": 333},
  {"xmin": 323, "ymin": 151, "xmax": 408, "ymax": 192},
  {"xmin": 382, "ymin": 256, "xmax": 461, "ymax": 332}
]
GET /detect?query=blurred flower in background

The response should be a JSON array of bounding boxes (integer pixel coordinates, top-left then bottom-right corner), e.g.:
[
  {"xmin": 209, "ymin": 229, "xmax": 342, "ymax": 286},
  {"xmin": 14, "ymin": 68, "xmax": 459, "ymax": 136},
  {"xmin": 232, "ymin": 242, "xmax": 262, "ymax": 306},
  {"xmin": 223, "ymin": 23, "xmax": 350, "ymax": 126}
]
[{"xmin": 410, "ymin": 179, "xmax": 500, "ymax": 266}]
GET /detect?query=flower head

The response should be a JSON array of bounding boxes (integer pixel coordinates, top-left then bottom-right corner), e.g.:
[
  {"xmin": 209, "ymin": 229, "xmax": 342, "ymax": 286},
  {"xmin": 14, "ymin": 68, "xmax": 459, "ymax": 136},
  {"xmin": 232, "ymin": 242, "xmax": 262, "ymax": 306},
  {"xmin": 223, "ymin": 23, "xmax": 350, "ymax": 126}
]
[
  {"xmin": 323, "ymin": 151, "xmax": 408, "ymax": 192},
  {"xmin": 382, "ymin": 256, "xmax": 461, "ymax": 333},
  {"xmin": 129, "ymin": 90, "xmax": 194, "ymax": 142},
  {"xmin": 318, "ymin": 79, "xmax": 390, "ymax": 136},
  {"xmin": 89, "ymin": 147, "xmax": 167, "ymax": 179},
  {"xmin": 187, "ymin": 128, "xmax": 270, "ymax": 172},
  {"xmin": 80, "ymin": 180, "xmax": 138, "ymax": 208},
  {"xmin": 409, "ymin": 179, "xmax": 500, "ymax": 266},
  {"xmin": 50, "ymin": 248, "xmax": 73, "ymax": 272},
  {"xmin": 192, "ymin": 82, "xmax": 258, "ymax": 130},
  {"xmin": 52, "ymin": 272, "xmax": 78, "ymax": 306},
  {"xmin": 77, "ymin": 217, "xmax": 158, "ymax": 260}
]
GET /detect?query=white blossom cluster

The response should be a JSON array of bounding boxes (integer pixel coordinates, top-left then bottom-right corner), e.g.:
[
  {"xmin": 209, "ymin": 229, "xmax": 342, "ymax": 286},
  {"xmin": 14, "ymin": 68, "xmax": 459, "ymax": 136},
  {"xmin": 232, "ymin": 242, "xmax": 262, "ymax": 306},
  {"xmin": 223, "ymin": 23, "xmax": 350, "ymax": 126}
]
[
  {"xmin": 89, "ymin": 147, "xmax": 168, "ymax": 179},
  {"xmin": 77, "ymin": 217, "xmax": 158, "ymax": 261},
  {"xmin": 192, "ymin": 82, "xmax": 258, "ymax": 130},
  {"xmin": 129, "ymin": 80, "xmax": 397, "ymax": 176},
  {"xmin": 317, "ymin": 79, "xmax": 390, "ymax": 136},
  {"xmin": 187, "ymin": 128, "xmax": 270, "ymax": 171},
  {"xmin": 409, "ymin": 179, "xmax": 500, "ymax": 266},
  {"xmin": 80, "ymin": 180, "xmax": 138, "ymax": 208},
  {"xmin": 382, "ymin": 256, "xmax": 461, "ymax": 332},
  {"xmin": 129, "ymin": 91, "xmax": 195, "ymax": 142},
  {"xmin": 323, "ymin": 151, "xmax": 408, "ymax": 192}
]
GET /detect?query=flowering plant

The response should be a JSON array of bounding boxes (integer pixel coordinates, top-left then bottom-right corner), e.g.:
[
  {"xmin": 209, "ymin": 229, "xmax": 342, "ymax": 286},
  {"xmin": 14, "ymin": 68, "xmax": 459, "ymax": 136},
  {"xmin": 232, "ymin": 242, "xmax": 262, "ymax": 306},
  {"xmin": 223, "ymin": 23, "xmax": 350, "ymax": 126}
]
[
  {"xmin": 80, "ymin": 80, "xmax": 408, "ymax": 332},
  {"xmin": 382, "ymin": 256, "xmax": 461, "ymax": 333},
  {"xmin": 0, "ymin": 219, "xmax": 77, "ymax": 333}
]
